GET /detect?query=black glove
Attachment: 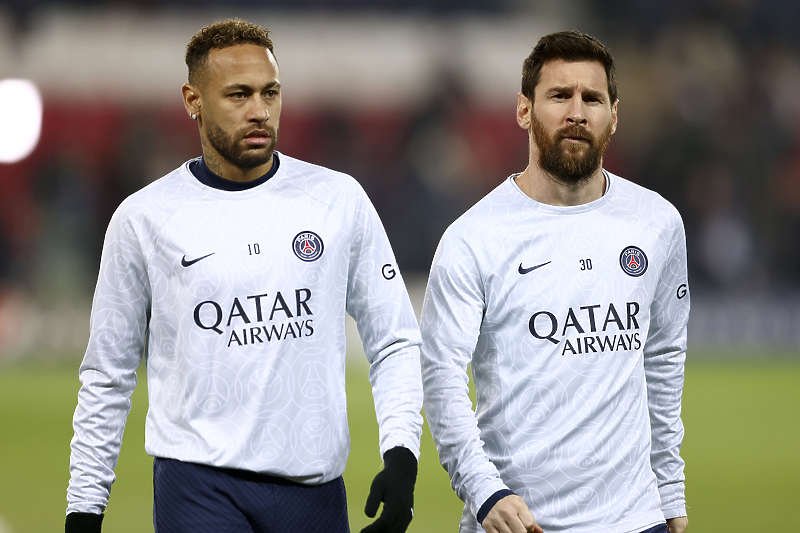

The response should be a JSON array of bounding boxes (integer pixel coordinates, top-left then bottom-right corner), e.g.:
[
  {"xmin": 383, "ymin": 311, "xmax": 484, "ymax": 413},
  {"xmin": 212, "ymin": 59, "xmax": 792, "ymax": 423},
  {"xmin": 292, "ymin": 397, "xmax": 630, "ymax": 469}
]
[
  {"xmin": 361, "ymin": 446, "xmax": 418, "ymax": 533},
  {"xmin": 65, "ymin": 512, "xmax": 103, "ymax": 533}
]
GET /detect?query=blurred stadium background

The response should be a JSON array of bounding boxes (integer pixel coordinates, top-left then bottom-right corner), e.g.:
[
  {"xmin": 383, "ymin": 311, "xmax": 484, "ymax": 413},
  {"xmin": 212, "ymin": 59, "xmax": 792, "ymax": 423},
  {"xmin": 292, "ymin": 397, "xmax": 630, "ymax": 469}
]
[{"xmin": 0, "ymin": 0, "xmax": 799, "ymax": 532}]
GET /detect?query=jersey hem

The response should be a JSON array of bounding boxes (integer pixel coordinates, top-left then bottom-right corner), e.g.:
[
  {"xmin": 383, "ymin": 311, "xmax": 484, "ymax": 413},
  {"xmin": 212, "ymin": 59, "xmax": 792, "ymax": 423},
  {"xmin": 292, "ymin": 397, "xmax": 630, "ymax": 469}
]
[{"xmin": 622, "ymin": 519, "xmax": 664, "ymax": 533}]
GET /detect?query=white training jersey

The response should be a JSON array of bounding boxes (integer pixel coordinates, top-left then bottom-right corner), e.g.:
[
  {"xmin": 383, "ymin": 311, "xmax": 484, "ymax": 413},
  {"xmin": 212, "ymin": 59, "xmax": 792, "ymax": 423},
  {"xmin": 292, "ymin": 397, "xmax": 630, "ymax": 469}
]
[
  {"xmin": 67, "ymin": 153, "xmax": 423, "ymax": 515},
  {"xmin": 421, "ymin": 172, "xmax": 688, "ymax": 533}
]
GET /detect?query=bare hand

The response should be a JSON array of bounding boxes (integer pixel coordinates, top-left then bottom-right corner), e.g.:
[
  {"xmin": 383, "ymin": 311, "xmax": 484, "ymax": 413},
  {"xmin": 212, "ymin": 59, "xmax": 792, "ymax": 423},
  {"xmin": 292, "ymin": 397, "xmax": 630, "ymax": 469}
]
[
  {"xmin": 666, "ymin": 516, "xmax": 688, "ymax": 533},
  {"xmin": 481, "ymin": 495, "xmax": 544, "ymax": 533}
]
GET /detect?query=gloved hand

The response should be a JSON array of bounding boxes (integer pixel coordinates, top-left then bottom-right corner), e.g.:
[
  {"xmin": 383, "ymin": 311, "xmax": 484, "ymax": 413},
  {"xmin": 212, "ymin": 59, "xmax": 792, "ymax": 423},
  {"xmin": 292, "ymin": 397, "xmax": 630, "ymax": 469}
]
[
  {"xmin": 361, "ymin": 446, "xmax": 418, "ymax": 533},
  {"xmin": 65, "ymin": 512, "xmax": 103, "ymax": 533}
]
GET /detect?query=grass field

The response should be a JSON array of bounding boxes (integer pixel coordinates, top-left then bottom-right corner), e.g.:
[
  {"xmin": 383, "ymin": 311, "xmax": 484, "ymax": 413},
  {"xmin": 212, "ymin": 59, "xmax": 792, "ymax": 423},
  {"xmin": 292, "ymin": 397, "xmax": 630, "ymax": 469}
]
[{"xmin": 0, "ymin": 354, "xmax": 798, "ymax": 532}]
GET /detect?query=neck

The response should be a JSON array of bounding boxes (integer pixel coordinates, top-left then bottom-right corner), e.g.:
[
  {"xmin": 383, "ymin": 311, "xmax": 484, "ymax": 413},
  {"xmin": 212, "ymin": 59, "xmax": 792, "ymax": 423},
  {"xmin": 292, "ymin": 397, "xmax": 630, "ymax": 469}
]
[{"xmin": 514, "ymin": 159, "xmax": 606, "ymax": 207}]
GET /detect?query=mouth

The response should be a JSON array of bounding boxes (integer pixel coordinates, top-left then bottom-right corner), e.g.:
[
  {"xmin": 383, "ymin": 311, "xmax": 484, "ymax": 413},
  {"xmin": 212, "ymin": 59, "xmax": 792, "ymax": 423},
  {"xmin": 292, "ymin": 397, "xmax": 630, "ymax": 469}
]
[
  {"xmin": 243, "ymin": 130, "xmax": 271, "ymax": 146},
  {"xmin": 558, "ymin": 126, "xmax": 592, "ymax": 144}
]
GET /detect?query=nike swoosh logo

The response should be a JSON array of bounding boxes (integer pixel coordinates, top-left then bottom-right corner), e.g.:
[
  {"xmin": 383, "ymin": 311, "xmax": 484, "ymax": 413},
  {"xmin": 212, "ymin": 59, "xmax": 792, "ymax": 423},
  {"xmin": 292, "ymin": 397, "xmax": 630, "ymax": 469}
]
[
  {"xmin": 518, "ymin": 261, "xmax": 551, "ymax": 275},
  {"xmin": 181, "ymin": 253, "xmax": 215, "ymax": 267}
]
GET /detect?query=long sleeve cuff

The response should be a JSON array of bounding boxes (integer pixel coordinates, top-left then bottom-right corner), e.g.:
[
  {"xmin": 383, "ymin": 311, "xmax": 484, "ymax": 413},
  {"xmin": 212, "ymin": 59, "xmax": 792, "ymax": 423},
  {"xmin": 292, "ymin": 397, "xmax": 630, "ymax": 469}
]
[
  {"xmin": 476, "ymin": 489, "xmax": 516, "ymax": 524},
  {"xmin": 662, "ymin": 505, "xmax": 687, "ymax": 520}
]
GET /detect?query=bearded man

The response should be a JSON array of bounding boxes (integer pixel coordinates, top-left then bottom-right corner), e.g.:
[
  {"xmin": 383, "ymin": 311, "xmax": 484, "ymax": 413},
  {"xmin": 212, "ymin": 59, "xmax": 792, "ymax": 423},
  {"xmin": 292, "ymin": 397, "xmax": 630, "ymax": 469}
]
[
  {"xmin": 65, "ymin": 19, "xmax": 422, "ymax": 533},
  {"xmin": 420, "ymin": 30, "xmax": 689, "ymax": 533}
]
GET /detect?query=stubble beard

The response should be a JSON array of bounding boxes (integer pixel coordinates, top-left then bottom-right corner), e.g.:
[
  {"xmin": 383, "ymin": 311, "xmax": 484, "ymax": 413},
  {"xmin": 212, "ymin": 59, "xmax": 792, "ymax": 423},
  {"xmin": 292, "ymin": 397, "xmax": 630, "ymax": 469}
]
[
  {"xmin": 531, "ymin": 113, "xmax": 613, "ymax": 185},
  {"xmin": 204, "ymin": 116, "xmax": 279, "ymax": 170}
]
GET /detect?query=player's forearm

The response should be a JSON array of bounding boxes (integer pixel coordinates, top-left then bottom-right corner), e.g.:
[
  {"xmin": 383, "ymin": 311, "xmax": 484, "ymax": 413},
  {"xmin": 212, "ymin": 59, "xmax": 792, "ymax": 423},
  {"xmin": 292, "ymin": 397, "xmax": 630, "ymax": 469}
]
[
  {"xmin": 421, "ymin": 352, "xmax": 508, "ymax": 515},
  {"xmin": 66, "ymin": 479, "xmax": 110, "ymax": 516},
  {"xmin": 425, "ymin": 397, "xmax": 510, "ymax": 514},
  {"xmin": 650, "ymin": 411, "xmax": 686, "ymax": 515},
  {"xmin": 420, "ymin": 261, "xmax": 506, "ymax": 514},
  {"xmin": 67, "ymin": 362, "xmax": 139, "ymax": 514},
  {"xmin": 645, "ymin": 337, "xmax": 687, "ymax": 516},
  {"xmin": 369, "ymin": 342, "xmax": 424, "ymax": 457},
  {"xmin": 659, "ymin": 479, "xmax": 687, "ymax": 520},
  {"xmin": 68, "ymin": 291, "xmax": 145, "ymax": 515}
]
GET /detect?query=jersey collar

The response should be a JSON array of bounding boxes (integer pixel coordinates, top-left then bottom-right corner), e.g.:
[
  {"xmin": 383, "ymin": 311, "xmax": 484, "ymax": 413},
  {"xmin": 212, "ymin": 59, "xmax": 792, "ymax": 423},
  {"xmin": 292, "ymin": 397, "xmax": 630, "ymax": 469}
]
[{"xmin": 188, "ymin": 152, "xmax": 281, "ymax": 191}]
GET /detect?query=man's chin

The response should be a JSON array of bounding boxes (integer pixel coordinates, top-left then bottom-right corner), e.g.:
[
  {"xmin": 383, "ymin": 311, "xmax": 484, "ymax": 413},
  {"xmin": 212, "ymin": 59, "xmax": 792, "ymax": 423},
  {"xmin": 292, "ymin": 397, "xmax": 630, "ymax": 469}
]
[
  {"xmin": 560, "ymin": 142, "xmax": 591, "ymax": 156},
  {"xmin": 541, "ymin": 155, "xmax": 601, "ymax": 183},
  {"xmin": 234, "ymin": 146, "xmax": 275, "ymax": 169}
]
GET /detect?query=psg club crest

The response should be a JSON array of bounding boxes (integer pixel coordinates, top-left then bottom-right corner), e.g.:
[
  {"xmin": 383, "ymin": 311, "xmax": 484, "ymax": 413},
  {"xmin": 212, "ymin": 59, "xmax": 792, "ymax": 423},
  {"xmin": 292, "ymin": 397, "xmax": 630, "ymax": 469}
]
[
  {"xmin": 293, "ymin": 231, "xmax": 324, "ymax": 262},
  {"xmin": 619, "ymin": 246, "xmax": 648, "ymax": 277}
]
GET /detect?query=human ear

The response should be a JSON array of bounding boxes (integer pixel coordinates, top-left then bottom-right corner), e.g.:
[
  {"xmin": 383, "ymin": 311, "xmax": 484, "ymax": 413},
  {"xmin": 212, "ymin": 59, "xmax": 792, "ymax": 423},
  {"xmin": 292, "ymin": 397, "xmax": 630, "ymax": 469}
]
[
  {"xmin": 182, "ymin": 83, "xmax": 202, "ymax": 121},
  {"xmin": 516, "ymin": 92, "xmax": 532, "ymax": 130}
]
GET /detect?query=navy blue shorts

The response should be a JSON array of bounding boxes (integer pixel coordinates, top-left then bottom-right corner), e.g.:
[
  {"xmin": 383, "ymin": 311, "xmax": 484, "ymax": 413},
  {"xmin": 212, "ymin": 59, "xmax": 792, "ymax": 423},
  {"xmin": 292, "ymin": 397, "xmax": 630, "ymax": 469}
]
[
  {"xmin": 152, "ymin": 457, "xmax": 350, "ymax": 533},
  {"xmin": 640, "ymin": 524, "xmax": 668, "ymax": 533}
]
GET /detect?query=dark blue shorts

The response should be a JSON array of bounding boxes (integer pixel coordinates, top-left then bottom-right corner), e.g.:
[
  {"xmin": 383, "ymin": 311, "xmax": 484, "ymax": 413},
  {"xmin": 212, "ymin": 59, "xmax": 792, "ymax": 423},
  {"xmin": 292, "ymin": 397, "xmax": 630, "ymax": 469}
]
[
  {"xmin": 152, "ymin": 457, "xmax": 350, "ymax": 533},
  {"xmin": 640, "ymin": 524, "xmax": 668, "ymax": 533}
]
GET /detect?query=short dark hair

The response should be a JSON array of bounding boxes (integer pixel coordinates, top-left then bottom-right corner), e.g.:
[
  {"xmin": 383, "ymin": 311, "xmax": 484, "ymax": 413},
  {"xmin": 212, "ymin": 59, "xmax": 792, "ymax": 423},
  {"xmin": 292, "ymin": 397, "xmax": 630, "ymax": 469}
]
[
  {"xmin": 185, "ymin": 19, "xmax": 274, "ymax": 84},
  {"xmin": 521, "ymin": 30, "xmax": 617, "ymax": 104}
]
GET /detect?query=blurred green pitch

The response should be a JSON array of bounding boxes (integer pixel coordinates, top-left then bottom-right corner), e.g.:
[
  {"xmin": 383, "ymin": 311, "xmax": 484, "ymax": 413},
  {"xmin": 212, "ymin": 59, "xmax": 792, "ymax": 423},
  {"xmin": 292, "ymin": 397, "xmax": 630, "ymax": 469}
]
[{"xmin": 0, "ymin": 355, "xmax": 798, "ymax": 532}]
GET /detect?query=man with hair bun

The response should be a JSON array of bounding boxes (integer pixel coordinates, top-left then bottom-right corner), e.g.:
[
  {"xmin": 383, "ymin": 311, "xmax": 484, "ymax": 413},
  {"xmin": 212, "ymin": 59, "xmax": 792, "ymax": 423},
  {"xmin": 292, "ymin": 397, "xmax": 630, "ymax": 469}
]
[
  {"xmin": 421, "ymin": 30, "xmax": 689, "ymax": 533},
  {"xmin": 66, "ymin": 18, "xmax": 422, "ymax": 533}
]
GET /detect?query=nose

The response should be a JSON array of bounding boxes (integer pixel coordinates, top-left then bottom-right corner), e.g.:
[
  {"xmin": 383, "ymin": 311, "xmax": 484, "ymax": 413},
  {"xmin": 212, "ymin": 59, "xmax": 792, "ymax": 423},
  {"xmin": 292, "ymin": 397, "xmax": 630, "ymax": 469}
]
[
  {"xmin": 249, "ymin": 96, "xmax": 270, "ymax": 122},
  {"xmin": 566, "ymin": 98, "xmax": 587, "ymax": 126}
]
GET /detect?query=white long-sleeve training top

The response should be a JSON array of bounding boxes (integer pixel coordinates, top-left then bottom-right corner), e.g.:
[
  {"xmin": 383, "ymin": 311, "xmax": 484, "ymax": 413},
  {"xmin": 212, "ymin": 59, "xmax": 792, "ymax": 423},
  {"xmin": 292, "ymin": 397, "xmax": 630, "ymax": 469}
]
[
  {"xmin": 67, "ymin": 152, "xmax": 423, "ymax": 515},
  {"xmin": 421, "ymin": 172, "xmax": 688, "ymax": 533}
]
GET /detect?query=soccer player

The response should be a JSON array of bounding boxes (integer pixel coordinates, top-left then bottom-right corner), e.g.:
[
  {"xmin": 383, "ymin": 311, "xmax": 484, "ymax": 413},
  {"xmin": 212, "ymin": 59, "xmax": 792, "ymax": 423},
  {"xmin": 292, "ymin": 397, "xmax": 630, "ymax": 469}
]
[
  {"xmin": 65, "ymin": 19, "xmax": 422, "ymax": 533},
  {"xmin": 420, "ymin": 31, "xmax": 689, "ymax": 533}
]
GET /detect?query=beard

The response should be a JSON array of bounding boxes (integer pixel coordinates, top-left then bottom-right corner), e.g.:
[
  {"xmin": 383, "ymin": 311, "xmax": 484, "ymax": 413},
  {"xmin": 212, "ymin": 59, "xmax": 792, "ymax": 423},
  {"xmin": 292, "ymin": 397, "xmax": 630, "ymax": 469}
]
[
  {"xmin": 531, "ymin": 113, "xmax": 613, "ymax": 184},
  {"xmin": 204, "ymin": 115, "xmax": 279, "ymax": 170}
]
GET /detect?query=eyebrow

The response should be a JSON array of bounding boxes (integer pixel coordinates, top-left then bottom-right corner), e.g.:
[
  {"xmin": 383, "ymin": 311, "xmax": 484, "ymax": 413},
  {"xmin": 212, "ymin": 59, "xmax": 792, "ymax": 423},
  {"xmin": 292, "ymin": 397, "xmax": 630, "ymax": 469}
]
[
  {"xmin": 548, "ymin": 85, "xmax": 606, "ymax": 100},
  {"xmin": 222, "ymin": 81, "xmax": 281, "ymax": 92}
]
